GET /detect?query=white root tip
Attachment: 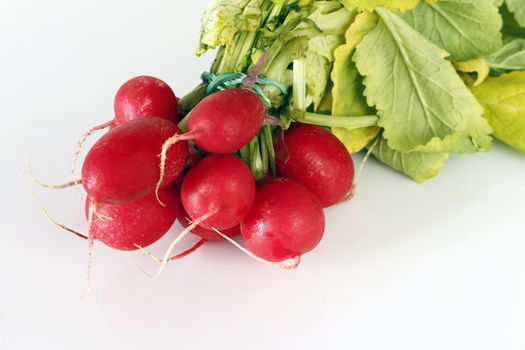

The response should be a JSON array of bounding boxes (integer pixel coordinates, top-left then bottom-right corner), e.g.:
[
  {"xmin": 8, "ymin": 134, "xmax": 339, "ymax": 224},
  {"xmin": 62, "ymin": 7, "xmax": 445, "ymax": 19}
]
[
  {"xmin": 211, "ymin": 228, "xmax": 301, "ymax": 270},
  {"xmin": 127, "ymin": 252, "xmax": 154, "ymax": 278}
]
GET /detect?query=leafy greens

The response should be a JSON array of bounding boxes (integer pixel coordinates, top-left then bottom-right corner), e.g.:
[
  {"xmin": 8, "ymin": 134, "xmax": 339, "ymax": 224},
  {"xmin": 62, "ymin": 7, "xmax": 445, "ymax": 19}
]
[{"xmin": 187, "ymin": 0, "xmax": 525, "ymax": 182}]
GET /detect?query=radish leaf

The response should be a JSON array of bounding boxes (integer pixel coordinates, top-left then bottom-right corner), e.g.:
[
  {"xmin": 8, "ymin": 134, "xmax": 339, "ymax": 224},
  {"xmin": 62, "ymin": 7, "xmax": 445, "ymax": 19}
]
[
  {"xmin": 399, "ymin": 0, "xmax": 502, "ymax": 61},
  {"xmin": 354, "ymin": 8, "xmax": 492, "ymax": 154},
  {"xmin": 472, "ymin": 71, "xmax": 525, "ymax": 153},
  {"xmin": 372, "ymin": 135, "xmax": 449, "ymax": 182}
]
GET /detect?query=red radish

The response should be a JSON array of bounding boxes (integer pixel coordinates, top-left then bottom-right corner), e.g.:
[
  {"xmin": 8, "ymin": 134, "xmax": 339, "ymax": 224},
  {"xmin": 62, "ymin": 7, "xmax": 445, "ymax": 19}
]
[
  {"xmin": 181, "ymin": 154, "xmax": 256, "ymax": 230},
  {"xmin": 156, "ymin": 88, "xmax": 266, "ymax": 193},
  {"xmin": 274, "ymin": 123, "xmax": 354, "ymax": 207},
  {"xmin": 84, "ymin": 76, "xmax": 179, "ymax": 132},
  {"xmin": 177, "ymin": 205, "xmax": 240, "ymax": 241},
  {"xmin": 114, "ymin": 76, "xmax": 179, "ymax": 124},
  {"xmin": 86, "ymin": 184, "xmax": 180, "ymax": 250},
  {"xmin": 71, "ymin": 76, "xmax": 179, "ymax": 179},
  {"xmin": 186, "ymin": 88, "xmax": 265, "ymax": 153},
  {"xmin": 241, "ymin": 178, "xmax": 325, "ymax": 263},
  {"xmin": 82, "ymin": 117, "xmax": 188, "ymax": 204}
]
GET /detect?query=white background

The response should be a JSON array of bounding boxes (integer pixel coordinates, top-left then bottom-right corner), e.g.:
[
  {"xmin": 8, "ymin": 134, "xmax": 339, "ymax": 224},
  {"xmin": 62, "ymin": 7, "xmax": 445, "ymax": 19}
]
[{"xmin": 1, "ymin": 1, "xmax": 525, "ymax": 349}]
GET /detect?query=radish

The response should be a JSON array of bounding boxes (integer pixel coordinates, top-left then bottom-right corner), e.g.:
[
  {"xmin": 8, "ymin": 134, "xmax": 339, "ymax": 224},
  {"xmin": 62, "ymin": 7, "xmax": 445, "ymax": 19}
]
[
  {"xmin": 82, "ymin": 117, "xmax": 188, "ymax": 204},
  {"xmin": 241, "ymin": 178, "xmax": 325, "ymax": 263},
  {"xmin": 274, "ymin": 123, "xmax": 355, "ymax": 207},
  {"xmin": 86, "ymin": 184, "xmax": 180, "ymax": 250},
  {"xmin": 81, "ymin": 76, "xmax": 179, "ymax": 135},
  {"xmin": 145, "ymin": 154, "xmax": 255, "ymax": 277},
  {"xmin": 156, "ymin": 88, "xmax": 266, "ymax": 194},
  {"xmin": 114, "ymin": 76, "xmax": 179, "ymax": 124},
  {"xmin": 71, "ymin": 76, "xmax": 179, "ymax": 180},
  {"xmin": 187, "ymin": 88, "xmax": 266, "ymax": 153},
  {"xmin": 177, "ymin": 204, "xmax": 240, "ymax": 241},
  {"xmin": 181, "ymin": 154, "xmax": 256, "ymax": 230}
]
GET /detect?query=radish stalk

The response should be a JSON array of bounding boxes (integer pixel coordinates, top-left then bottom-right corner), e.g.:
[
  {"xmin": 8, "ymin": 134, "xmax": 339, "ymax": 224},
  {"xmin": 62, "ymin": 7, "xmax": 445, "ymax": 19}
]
[{"xmin": 292, "ymin": 110, "xmax": 379, "ymax": 130}]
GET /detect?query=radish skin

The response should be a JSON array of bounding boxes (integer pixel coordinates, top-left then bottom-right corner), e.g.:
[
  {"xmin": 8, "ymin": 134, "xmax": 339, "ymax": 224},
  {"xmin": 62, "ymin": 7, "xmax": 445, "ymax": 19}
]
[
  {"xmin": 86, "ymin": 185, "xmax": 180, "ymax": 250},
  {"xmin": 275, "ymin": 123, "xmax": 354, "ymax": 207},
  {"xmin": 71, "ymin": 76, "xmax": 179, "ymax": 183},
  {"xmin": 181, "ymin": 154, "xmax": 256, "ymax": 230},
  {"xmin": 156, "ymin": 88, "xmax": 265, "ymax": 196},
  {"xmin": 82, "ymin": 117, "xmax": 188, "ymax": 204},
  {"xmin": 241, "ymin": 179, "xmax": 325, "ymax": 262},
  {"xmin": 114, "ymin": 76, "xmax": 179, "ymax": 124}
]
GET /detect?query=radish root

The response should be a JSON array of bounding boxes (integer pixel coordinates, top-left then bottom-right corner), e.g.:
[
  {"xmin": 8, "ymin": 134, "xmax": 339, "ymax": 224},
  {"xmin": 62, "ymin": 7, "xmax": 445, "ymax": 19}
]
[
  {"xmin": 26, "ymin": 161, "xmax": 82, "ymax": 189},
  {"xmin": 129, "ymin": 239, "xmax": 208, "ymax": 279},
  {"xmin": 211, "ymin": 228, "xmax": 301, "ymax": 270},
  {"xmin": 20, "ymin": 158, "xmax": 87, "ymax": 239},
  {"xmin": 71, "ymin": 120, "xmax": 115, "ymax": 204},
  {"xmin": 146, "ymin": 212, "xmax": 214, "ymax": 278},
  {"xmin": 71, "ymin": 120, "xmax": 115, "ymax": 179},
  {"xmin": 155, "ymin": 132, "xmax": 193, "ymax": 206},
  {"xmin": 135, "ymin": 238, "xmax": 207, "ymax": 264},
  {"xmin": 83, "ymin": 201, "xmax": 97, "ymax": 298},
  {"xmin": 344, "ymin": 137, "xmax": 379, "ymax": 202}
]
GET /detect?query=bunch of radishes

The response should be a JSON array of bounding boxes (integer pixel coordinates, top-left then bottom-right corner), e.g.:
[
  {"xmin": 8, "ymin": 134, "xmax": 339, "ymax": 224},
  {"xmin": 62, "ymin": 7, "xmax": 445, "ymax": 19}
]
[{"xmin": 41, "ymin": 71, "xmax": 356, "ymax": 276}]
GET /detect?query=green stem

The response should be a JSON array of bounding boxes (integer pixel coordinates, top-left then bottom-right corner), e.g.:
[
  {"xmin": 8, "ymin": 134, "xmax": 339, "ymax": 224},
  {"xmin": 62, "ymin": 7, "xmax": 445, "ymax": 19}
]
[
  {"xmin": 239, "ymin": 143, "xmax": 251, "ymax": 164},
  {"xmin": 293, "ymin": 110, "xmax": 379, "ymax": 130},
  {"xmin": 263, "ymin": 125, "xmax": 276, "ymax": 177},
  {"xmin": 293, "ymin": 58, "xmax": 306, "ymax": 112},
  {"xmin": 210, "ymin": 46, "xmax": 226, "ymax": 74},
  {"xmin": 178, "ymin": 84, "xmax": 208, "ymax": 115},
  {"xmin": 177, "ymin": 111, "xmax": 192, "ymax": 133}
]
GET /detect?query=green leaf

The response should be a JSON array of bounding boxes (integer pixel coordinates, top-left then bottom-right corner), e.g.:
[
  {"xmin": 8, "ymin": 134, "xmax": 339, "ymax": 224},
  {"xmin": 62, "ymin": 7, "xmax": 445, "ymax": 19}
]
[
  {"xmin": 306, "ymin": 34, "xmax": 346, "ymax": 110},
  {"xmin": 307, "ymin": 2, "xmax": 355, "ymax": 35},
  {"xmin": 453, "ymin": 58, "xmax": 490, "ymax": 87},
  {"xmin": 197, "ymin": 0, "xmax": 267, "ymax": 55},
  {"xmin": 488, "ymin": 39, "xmax": 525, "ymax": 73},
  {"xmin": 372, "ymin": 135, "xmax": 449, "ymax": 182},
  {"xmin": 332, "ymin": 11, "xmax": 377, "ymax": 117},
  {"xmin": 472, "ymin": 71, "xmax": 525, "ymax": 153},
  {"xmin": 341, "ymin": 0, "xmax": 421, "ymax": 12},
  {"xmin": 354, "ymin": 8, "xmax": 492, "ymax": 153},
  {"xmin": 505, "ymin": 0, "xmax": 525, "ymax": 27},
  {"xmin": 331, "ymin": 11, "xmax": 379, "ymax": 152},
  {"xmin": 399, "ymin": 0, "xmax": 503, "ymax": 61},
  {"xmin": 302, "ymin": 3, "xmax": 354, "ymax": 110}
]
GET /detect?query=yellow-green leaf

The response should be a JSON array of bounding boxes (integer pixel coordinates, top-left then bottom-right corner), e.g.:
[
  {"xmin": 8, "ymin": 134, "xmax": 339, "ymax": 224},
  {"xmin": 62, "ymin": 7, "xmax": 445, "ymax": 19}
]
[
  {"xmin": 372, "ymin": 135, "xmax": 449, "ymax": 182},
  {"xmin": 332, "ymin": 11, "xmax": 377, "ymax": 116},
  {"xmin": 334, "ymin": 126, "xmax": 381, "ymax": 153},
  {"xmin": 399, "ymin": 0, "xmax": 503, "ymax": 62},
  {"xmin": 341, "ymin": 0, "xmax": 421, "ymax": 12},
  {"xmin": 331, "ymin": 11, "xmax": 378, "ymax": 152},
  {"xmin": 354, "ymin": 8, "xmax": 492, "ymax": 153},
  {"xmin": 472, "ymin": 71, "xmax": 525, "ymax": 153}
]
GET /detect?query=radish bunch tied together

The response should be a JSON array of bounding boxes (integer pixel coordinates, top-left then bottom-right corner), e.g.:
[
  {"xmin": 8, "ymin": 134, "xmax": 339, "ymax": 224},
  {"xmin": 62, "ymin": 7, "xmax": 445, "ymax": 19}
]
[{"xmin": 32, "ymin": 68, "xmax": 360, "ymax": 290}]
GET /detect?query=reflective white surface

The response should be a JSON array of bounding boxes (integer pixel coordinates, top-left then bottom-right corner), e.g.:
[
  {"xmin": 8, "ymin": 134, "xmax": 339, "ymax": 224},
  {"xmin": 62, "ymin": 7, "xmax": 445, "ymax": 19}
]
[{"xmin": 1, "ymin": 1, "xmax": 525, "ymax": 349}]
